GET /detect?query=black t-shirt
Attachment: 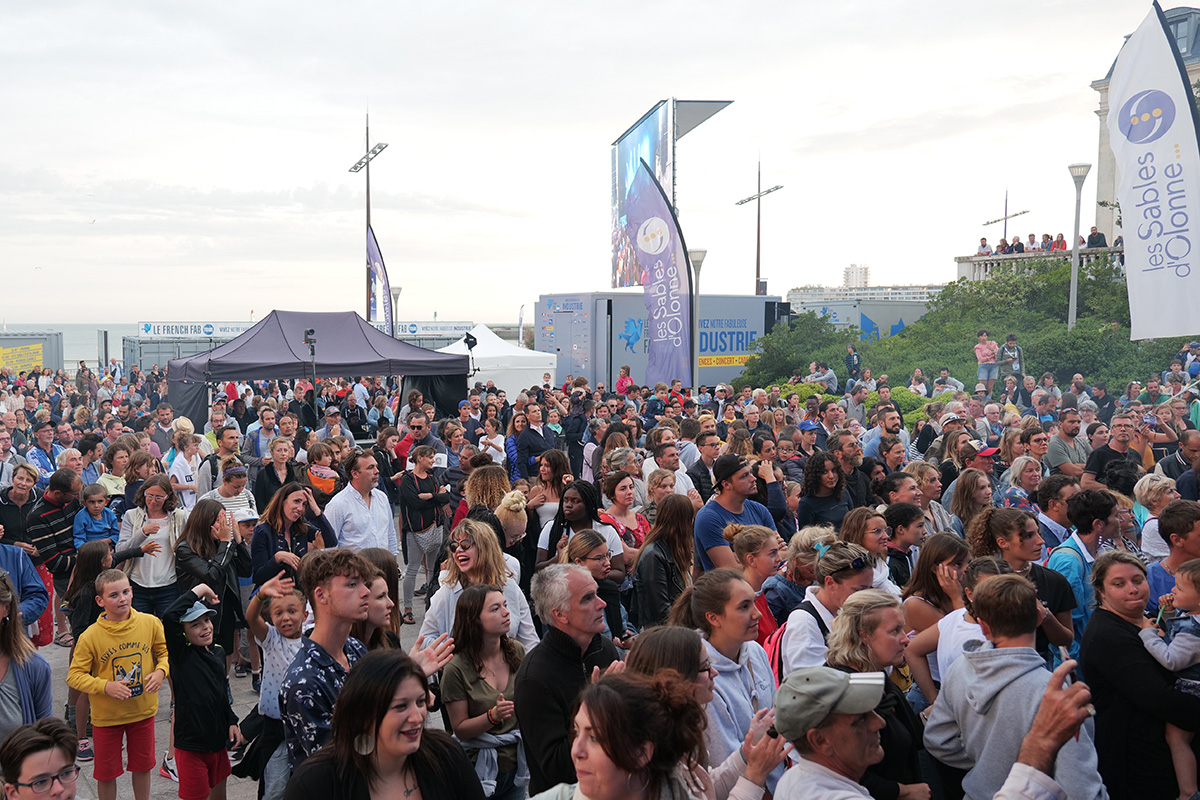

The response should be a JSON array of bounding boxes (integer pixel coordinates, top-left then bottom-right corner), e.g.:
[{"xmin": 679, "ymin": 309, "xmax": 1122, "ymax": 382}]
[
  {"xmin": 1083, "ymin": 445, "xmax": 1142, "ymax": 482},
  {"xmin": 1028, "ymin": 562, "xmax": 1076, "ymax": 659}
]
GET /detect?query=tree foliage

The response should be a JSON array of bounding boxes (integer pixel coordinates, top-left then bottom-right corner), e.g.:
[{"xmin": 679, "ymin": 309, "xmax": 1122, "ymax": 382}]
[{"xmin": 737, "ymin": 254, "xmax": 1183, "ymax": 393}]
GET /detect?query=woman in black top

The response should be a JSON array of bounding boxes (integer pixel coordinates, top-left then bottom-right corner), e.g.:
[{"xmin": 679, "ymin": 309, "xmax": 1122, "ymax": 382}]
[
  {"xmin": 284, "ymin": 650, "xmax": 484, "ymax": 800},
  {"xmin": 795, "ymin": 452, "xmax": 850, "ymax": 531},
  {"xmin": 826, "ymin": 589, "xmax": 927, "ymax": 800},
  {"xmin": 1080, "ymin": 550, "xmax": 1200, "ymax": 800},
  {"xmin": 252, "ymin": 436, "xmax": 299, "ymax": 512},
  {"xmin": 250, "ymin": 483, "xmax": 335, "ymax": 587},
  {"xmin": 174, "ymin": 499, "xmax": 253, "ymax": 665}
]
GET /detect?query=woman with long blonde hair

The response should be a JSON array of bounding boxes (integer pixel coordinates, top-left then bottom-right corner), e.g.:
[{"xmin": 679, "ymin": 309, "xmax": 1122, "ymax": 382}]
[{"xmin": 418, "ymin": 519, "xmax": 538, "ymax": 652}]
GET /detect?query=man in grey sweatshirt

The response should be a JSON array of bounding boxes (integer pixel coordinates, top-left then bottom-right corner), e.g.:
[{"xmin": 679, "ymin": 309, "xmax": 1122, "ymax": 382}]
[{"xmin": 924, "ymin": 574, "xmax": 1108, "ymax": 800}]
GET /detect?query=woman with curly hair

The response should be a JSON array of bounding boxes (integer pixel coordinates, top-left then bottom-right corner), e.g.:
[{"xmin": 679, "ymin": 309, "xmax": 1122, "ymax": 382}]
[
  {"xmin": 795, "ymin": 452, "xmax": 850, "ymax": 530},
  {"xmin": 966, "ymin": 506, "xmax": 1074, "ymax": 663}
]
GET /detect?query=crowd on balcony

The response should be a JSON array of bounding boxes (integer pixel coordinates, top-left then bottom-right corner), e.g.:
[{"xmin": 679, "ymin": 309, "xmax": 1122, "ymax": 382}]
[{"xmin": 975, "ymin": 227, "xmax": 1121, "ymax": 256}]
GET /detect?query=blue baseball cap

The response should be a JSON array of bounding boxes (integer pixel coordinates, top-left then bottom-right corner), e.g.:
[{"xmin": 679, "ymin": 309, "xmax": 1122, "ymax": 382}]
[{"xmin": 798, "ymin": 420, "xmax": 820, "ymax": 431}]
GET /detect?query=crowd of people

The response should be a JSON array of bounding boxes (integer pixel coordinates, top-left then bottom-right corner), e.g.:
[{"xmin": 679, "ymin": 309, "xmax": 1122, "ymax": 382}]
[
  {"xmin": 974, "ymin": 226, "xmax": 1116, "ymax": 256},
  {"xmin": 1, "ymin": 341, "xmax": 1200, "ymax": 799}
]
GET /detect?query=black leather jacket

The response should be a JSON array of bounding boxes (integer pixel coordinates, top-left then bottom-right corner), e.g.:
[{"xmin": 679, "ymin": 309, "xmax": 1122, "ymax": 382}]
[{"xmin": 633, "ymin": 538, "xmax": 687, "ymax": 629}]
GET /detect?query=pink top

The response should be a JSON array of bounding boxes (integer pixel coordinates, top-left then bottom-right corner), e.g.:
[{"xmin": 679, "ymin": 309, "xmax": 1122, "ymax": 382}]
[
  {"xmin": 974, "ymin": 340, "xmax": 998, "ymax": 365},
  {"xmin": 615, "ymin": 376, "xmax": 634, "ymax": 395}
]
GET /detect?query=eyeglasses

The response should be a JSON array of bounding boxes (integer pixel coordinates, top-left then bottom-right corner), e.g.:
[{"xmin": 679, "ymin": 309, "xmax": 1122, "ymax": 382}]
[
  {"xmin": 831, "ymin": 557, "xmax": 869, "ymax": 575},
  {"xmin": 13, "ymin": 766, "xmax": 80, "ymax": 794},
  {"xmin": 449, "ymin": 539, "xmax": 475, "ymax": 552},
  {"xmin": 582, "ymin": 553, "xmax": 611, "ymax": 564},
  {"xmin": 143, "ymin": 493, "xmax": 168, "ymax": 501}
]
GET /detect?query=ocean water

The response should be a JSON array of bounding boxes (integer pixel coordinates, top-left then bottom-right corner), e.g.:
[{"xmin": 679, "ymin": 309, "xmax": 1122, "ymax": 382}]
[{"xmin": 3, "ymin": 322, "xmax": 141, "ymax": 367}]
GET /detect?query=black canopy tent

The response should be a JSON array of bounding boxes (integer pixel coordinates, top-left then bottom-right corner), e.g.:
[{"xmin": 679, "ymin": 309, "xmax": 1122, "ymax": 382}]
[{"xmin": 167, "ymin": 310, "xmax": 469, "ymax": 430}]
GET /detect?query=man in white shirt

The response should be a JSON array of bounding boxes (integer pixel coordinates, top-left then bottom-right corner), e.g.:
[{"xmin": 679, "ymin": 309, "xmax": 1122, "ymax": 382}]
[
  {"xmin": 324, "ymin": 450, "xmax": 397, "ymax": 554},
  {"xmin": 773, "ymin": 667, "xmax": 887, "ymax": 799}
]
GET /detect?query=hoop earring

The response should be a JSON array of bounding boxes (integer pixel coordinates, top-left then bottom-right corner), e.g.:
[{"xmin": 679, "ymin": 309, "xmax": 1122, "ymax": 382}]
[{"xmin": 354, "ymin": 733, "xmax": 375, "ymax": 756}]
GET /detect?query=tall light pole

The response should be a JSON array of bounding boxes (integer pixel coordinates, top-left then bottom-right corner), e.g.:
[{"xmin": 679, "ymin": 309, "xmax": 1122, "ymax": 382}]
[
  {"xmin": 735, "ymin": 160, "xmax": 782, "ymax": 295},
  {"xmin": 349, "ymin": 114, "xmax": 388, "ymax": 320},
  {"xmin": 1067, "ymin": 163, "xmax": 1092, "ymax": 331},
  {"xmin": 688, "ymin": 249, "xmax": 707, "ymax": 387}
]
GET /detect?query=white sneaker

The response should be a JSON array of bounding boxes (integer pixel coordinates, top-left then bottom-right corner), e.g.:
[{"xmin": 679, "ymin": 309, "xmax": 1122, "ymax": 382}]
[{"xmin": 159, "ymin": 752, "xmax": 178, "ymax": 782}]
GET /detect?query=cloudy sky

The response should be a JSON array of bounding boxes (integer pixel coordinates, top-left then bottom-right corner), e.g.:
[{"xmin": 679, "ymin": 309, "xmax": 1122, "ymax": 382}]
[{"xmin": 0, "ymin": 1, "xmax": 1155, "ymax": 325}]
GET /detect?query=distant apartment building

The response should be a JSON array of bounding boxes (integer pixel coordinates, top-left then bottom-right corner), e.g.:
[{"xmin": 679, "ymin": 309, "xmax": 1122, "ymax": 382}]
[
  {"xmin": 843, "ymin": 263, "xmax": 870, "ymax": 288},
  {"xmin": 787, "ymin": 284, "xmax": 944, "ymax": 305}
]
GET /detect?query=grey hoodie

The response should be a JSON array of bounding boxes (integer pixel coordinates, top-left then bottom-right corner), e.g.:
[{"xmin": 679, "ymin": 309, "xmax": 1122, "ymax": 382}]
[{"xmin": 923, "ymin": 641, "xmax": 1107, "ymax": 800}]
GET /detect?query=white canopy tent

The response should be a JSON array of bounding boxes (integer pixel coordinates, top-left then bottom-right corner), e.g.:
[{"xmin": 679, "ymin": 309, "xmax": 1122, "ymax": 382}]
[{"xmin": 438, "ymin": 324, "xmax": 557, "ymax": 394}]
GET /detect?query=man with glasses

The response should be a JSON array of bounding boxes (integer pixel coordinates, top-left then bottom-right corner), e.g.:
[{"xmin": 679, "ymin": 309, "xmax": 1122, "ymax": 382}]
[
  {"xmin": 831, "ymin": 430, "xmax": 872, "ymax": 509},
  {"xmin": 694, "ymin": 454, "xmax": 776, "ymax": 571},
  {"xmin": 0, "ymin": 430, "xmax": 25, "ymax": 490},
  {"xmin": 1082, "ymin": 412, "xmax": 1143, "ymax": 491},
  {"xmin": 401, "ymin": 412, "xmax": 447, "ymax": 474}
]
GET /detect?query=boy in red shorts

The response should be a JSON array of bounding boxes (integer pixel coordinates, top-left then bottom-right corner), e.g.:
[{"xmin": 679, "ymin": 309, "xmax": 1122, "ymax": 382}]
[
  {"xmin": 66, "ymin": 569, "xmax": 169, "ymax": 800},
  {"xmin": 163, "ymin": 583, "xmax": 243, "ymax": 800}
]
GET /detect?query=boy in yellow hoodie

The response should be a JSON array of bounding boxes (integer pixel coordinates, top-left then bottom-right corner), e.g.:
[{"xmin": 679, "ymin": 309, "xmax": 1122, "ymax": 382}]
[{"xmin": 66, "ymin": 568, "xmax": 169, "ymax": 800}]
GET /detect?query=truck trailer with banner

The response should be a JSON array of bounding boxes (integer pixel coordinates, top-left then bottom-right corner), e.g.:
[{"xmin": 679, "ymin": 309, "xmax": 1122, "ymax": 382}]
[{"xmin": 535, "ymin": 292, "xmax": 789, "ymax": 388}]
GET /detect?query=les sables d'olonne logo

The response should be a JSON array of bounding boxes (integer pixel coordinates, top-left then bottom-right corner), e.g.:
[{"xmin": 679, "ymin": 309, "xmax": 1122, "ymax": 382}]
[{"xmin": 1119, "ymin": 89, "xmax": 1176, "ymax": 144}]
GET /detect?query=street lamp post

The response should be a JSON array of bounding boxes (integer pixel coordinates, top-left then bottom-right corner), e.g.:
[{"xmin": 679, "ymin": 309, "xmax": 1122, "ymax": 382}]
[
  {"xmin": 349, "ymin": 114, "xmax": 388, "ymax": 321},
  {"xmin": 1067, "ymin": 163, "xmax": 1091, "ymax": 331},
  {"xmin": 735, "ymin": 160, "xmax": 783, "ymax": 295},
  {"xmin": 688, "ymin": 249, "xmax": 707, "ymax": 388}
]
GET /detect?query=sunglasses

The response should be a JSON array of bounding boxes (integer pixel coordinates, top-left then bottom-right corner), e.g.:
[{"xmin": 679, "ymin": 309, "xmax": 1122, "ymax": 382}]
[
  {"xmin": 831, "ymin": 557, "xmax": 869, "ymax": 575},
  {"xmin": 450, "ymin": 539, "xmax": 475, "ymax": 552}
]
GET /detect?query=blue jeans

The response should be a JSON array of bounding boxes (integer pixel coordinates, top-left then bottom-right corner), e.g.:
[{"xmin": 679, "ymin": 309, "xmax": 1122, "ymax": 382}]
[
  {"xmin": 977, "ymin": 363, "xmax": 998, "ymax": 381},
  {"xmin": 489, "ymin": 769, "xmax": 525, "ymax": 800},
  {"xmin": 131, "ymin": 581, "xmax": 178, "ymax": 617},
  {"xmin": 262, "ymin": 742, "xmax": 289, "ymax": 800}
]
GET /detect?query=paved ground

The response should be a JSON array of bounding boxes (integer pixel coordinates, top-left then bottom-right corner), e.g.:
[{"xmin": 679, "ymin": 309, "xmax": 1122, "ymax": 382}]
[{"xmin": 45, "ymin": 573, "xmax": 434, "ymax": 800}]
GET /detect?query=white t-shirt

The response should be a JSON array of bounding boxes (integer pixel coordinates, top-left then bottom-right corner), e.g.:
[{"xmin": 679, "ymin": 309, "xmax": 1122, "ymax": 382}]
[
  {"xmin": 537, "ymin": 520, "xmax": 622, "ymax": 559},
  {"xmin": 256, "ymin": 625, "xmax": 304, "ymax": 719},
  {"xmin": 168, "ymin": 453, "xmax": 199, "ymax": 510},
  {"xmin": 936, "ymin": 607, "xmax": 984, "ymax": 680}
]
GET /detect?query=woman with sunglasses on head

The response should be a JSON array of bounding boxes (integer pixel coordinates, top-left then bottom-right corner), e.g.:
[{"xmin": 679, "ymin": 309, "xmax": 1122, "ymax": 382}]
[
  {"xmin": 420, "ymin": 520, "xmax": 538, "ymax": 653},
  {"xmin": 779, "ymin": 541, "xmax": 874, "ymax": 674}
]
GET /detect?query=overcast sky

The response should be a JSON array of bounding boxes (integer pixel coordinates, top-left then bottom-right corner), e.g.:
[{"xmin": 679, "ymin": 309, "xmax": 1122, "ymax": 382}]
[{"xmin": 0, "ymin": 1, "xmax": 1155, "ymax": 325}]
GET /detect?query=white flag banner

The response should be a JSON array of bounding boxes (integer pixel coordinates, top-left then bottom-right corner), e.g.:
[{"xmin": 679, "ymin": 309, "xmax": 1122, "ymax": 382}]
[{"xmin": 1108, "ymin": 2, "xmax": 1200, "ymax": 340}]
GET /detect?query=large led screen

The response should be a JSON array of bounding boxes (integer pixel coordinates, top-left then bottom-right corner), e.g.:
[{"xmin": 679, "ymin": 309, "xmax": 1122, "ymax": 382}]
[{"xmin": 611, "ymin": 100, "xmax": 673, "ymax": 288}]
